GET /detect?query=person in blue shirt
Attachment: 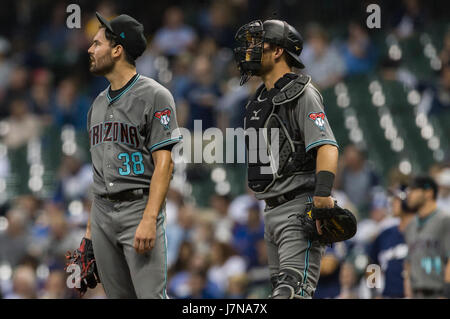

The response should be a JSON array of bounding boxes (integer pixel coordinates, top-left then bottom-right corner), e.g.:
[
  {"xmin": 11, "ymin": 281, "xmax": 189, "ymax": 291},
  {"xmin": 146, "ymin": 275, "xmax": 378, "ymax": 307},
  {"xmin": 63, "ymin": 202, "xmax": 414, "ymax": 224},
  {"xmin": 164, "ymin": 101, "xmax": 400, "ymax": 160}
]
[{"xmin": 368, "ymin": 184, "xmax": 415, "ymax": 298}]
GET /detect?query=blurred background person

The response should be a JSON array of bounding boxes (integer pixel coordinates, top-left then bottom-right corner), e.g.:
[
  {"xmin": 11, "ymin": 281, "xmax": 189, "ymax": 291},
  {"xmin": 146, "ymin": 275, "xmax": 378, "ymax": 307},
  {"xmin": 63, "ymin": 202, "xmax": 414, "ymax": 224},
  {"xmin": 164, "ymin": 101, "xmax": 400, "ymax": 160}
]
[
  {"xmin": 341, "ymin": 21, "xmax": 377, "ymax": 76},
  {"xmin": 367, "ymin": 184, "xmax": 415, "ymax": 298},
  {"xmin": 336, "ymin": 144, "xmax": 381, "ymax": 218},
  {"xmin": 302, "ymin": 23, "xmax": 346, "ymax": 89},
  {"xmin": 4, "ymin": 265, "xmax": 37, "ymax": 299},
  {"xmin": 403, "ymin": 176, "xmax": 450, "ymax": 299},
  {"xmin": 152, "ymin": 6, "xmax": 197, "ymax": 60}
]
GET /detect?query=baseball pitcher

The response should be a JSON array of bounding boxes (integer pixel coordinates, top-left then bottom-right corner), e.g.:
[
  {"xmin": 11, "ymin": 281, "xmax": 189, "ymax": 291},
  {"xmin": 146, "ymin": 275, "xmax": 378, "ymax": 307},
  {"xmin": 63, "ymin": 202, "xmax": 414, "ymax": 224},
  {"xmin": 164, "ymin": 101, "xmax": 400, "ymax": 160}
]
[
  {"xmin": 233, "ymin": 19, "xmax": 356, "ymax": 299},
  {"xmin": 66, "ymin": 12, "xmax": 181, "ymax": 299}
]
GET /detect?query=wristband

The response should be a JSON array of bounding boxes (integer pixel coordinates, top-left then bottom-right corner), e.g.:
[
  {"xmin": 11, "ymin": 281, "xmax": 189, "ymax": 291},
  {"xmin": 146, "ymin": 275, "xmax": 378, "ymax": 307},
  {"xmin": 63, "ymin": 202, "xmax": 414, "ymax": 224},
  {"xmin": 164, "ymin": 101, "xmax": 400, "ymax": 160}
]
[{"xmin": 314, "ymin": 171, "xmax": 335, "ymax": 197}]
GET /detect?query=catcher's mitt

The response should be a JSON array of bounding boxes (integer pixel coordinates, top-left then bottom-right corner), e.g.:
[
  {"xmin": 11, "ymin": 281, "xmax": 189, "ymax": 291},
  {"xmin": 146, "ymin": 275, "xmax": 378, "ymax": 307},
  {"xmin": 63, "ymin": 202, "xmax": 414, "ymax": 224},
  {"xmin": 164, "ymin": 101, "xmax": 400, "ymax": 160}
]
[
  {"xmin": 65, "ymin": 237, "xmax": 100, "ymax": 297},
  {"xmin": 298, "ymin": 202, "xmax": 357, "ymax": 245}
]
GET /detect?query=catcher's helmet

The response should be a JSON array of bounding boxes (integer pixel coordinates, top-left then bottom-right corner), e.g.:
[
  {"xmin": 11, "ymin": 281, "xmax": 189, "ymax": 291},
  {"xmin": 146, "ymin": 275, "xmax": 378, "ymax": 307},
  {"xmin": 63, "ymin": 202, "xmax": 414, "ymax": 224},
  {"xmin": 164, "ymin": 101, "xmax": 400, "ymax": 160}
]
[{"xmin": 234, "ymin": 19, "xmax": 305, "ymax": 85}]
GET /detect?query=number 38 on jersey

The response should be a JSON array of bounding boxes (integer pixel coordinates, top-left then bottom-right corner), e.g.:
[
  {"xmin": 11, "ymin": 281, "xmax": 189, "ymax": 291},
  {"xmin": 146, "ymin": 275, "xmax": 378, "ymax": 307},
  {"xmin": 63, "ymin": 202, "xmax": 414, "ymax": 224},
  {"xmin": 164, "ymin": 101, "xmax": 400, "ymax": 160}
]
[{"xmin": 118, "ymin": 152, "xmax": 145, "ymax": 175}]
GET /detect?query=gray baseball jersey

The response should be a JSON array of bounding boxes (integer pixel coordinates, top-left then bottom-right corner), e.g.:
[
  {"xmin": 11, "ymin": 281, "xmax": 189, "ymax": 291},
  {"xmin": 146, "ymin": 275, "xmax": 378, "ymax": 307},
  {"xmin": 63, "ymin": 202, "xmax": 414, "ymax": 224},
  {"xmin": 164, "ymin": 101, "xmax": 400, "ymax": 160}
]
[
  {"xmin": 87, "ymin": 74, "xmax": 181, "ymax": 298},
  {"xmin": 404, "ymin": 210, "xmax": 450, "ymax": 292},
  {"xmin": 87, "ymin": 74, "xmax": 182, "ymax": 195},
  {"xmin": 255, "ymin": 83, "xmax": 338, "ymax": 200},
  {"xmin": 245, "ymin": 75, "xmax": 337, "ymax": 298}
]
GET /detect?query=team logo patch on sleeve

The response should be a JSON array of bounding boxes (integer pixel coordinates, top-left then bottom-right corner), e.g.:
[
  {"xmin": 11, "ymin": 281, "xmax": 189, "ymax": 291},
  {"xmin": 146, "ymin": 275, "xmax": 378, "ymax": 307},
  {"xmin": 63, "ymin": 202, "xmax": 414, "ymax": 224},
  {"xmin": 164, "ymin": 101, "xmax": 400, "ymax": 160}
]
[
  {"xmin": 308, "ymin": 112, "xmax": 326, "ymax": 131},
  {"xmin": 154, "ymin": 108, "xmax": 171, "ymax": 130}
]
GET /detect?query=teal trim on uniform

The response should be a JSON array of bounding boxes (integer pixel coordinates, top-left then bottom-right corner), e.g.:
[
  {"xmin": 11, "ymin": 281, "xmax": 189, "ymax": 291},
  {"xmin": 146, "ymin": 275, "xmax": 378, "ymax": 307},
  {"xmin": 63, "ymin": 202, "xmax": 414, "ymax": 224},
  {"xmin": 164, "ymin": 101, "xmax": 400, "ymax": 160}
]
[
  {"xmin": 162, "ymin": 211, "xmax": 168, "ymax": 299},
  {"xmin": 416, "ymin": 210, "xmax": 438, "ymax": 228},
  {"xmin": 301, "ymin": 240, "xmax": 312, "ymax": 297},
  {"xmin": 149, "ymin": 136, "xmax": 183, "ymax": 152},
  {"xmin": 305, "ymin": 139, "xmax": 339, "ymax": 152},
  {"xmin": 106, "ymin": 74, "xmax": 141, "ymax": 104}
]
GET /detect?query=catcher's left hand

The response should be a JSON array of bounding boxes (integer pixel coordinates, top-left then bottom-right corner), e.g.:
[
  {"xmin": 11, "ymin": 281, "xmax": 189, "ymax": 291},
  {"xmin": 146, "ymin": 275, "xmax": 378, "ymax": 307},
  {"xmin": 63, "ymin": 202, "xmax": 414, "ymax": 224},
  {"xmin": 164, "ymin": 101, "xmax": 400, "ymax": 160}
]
[
  {"xmin": 65, "ymin": 237, "xmax": 101, "ymax": 297},
  {"xmin": 298, "ymin": 201, "xmax": 357, "ymax": 245}
]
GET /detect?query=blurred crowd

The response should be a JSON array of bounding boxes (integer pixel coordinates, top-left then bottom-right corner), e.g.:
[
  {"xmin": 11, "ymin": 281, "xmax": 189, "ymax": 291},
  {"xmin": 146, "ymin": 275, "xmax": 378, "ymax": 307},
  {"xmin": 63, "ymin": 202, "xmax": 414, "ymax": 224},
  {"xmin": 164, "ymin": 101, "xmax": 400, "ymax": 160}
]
[{"xmin": 0, "ymin": 0, "xmax": 449, "ymax": 299}]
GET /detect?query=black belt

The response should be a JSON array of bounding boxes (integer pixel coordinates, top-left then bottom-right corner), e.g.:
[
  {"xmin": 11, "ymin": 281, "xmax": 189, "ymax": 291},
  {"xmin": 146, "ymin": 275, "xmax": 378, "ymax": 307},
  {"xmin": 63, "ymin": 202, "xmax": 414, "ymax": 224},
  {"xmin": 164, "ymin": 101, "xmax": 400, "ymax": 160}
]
[
  {"xmin": 264, "ymin": 187, "xmax": 311, "ymax": 209},
  {"xmin": 99, "ymin": 188, "xmax": 148, "ymax": 202}
]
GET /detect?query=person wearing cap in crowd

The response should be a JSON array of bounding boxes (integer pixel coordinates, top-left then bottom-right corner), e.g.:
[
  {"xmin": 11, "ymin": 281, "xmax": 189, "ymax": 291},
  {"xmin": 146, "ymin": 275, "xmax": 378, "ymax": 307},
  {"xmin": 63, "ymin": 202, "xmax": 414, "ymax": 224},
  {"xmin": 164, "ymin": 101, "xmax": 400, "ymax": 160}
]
[
  {"xmin": 233, "ymin": 19, "xmax": 339, "ymax": 299},
  {"xmin": 367, "ymin": 184, "xmax": 415, "ymax": 298},
  {"xmin": 403, "ymin": 175, "xmax": 450, "ymax": 299},
  {"xmin": 74, "ymin": 12, "xmax": 182, "ymax": 298}
]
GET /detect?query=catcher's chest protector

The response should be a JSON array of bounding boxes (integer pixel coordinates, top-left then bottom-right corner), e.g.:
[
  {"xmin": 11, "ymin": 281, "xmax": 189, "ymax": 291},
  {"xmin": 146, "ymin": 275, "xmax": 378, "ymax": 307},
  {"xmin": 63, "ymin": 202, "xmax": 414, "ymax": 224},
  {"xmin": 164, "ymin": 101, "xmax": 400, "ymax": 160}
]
[{"xmin": 244, "ymin": 73, "xmax": 316, "ymax": 193}]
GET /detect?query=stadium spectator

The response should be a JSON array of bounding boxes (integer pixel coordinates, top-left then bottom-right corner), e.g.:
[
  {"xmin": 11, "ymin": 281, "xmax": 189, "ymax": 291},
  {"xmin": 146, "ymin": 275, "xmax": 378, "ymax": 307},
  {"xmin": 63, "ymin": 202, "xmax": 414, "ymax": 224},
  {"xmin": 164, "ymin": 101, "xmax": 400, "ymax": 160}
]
[
  {"xmin": 28, "ymin": 68, "xmax": 53, "ymax": 122},
  {"xmin": 367, "ymin": 184, "xmax": 414, "ymax": 298},
  {"xmin": 1, "ymin": 97, "xmax": 42, "ymax": 149},
  {"xmin": 42, "ymin": 205, "xmax": 83, "ymax": 266},
  {"xmin": 166, "ymin": 202, "xmax": 195, "ymax": 267},
  {"xmin": 187, "ymin": 269, "xmax": 223, "ymax": 299},
  {"xmin": 178, "ymin": 55, "xmax": 221, "ymax": 130},
  {"xmin": 50, "ymin": 77, "xmax": 91, "ymax": 130},
  {"xmin": 302, "ymin": 23, "xmax": 346, "ymax": 89},
  {"xmin": 198, "ymin": 0, "xmax": 236, "ymax": 49},
  {"xmin": 225, "ymin": 274, "xmax": 249, "ymax": 298},
  {"xmin": 53, "ymin": 152, "xmax": 93, "ymax": 204},
  {"xmin": 341, "ymin": 21, "xmax": 377, "ymax": 76},
  {"xmin": 314, "ymin": 242, "xmax": 348, "ymax": 298},
  {"xmin": 210, "ymin": 194, "xmax": 234, "ymax": 243},
  {"xmin": 232, "ymin": 203, "xmax": 264, "ymax": 269},
  {"xmin": 152, "ymin": 6, "xmax": 197, "ymax": 58},
  {"xmin": 336, "ymin": 144, "xmax": 380, "ymax": 216},
  {"xmin": 207, "ymin": 241, "xmax": 247, "ymax": 295},
  {"xmin": 391, "ymin": 0, "xmax": 425, "ymax": 39},
  {"xmin": 417, "ymin": 62, "xmax": 450, "ymax": 116},
  {"xmin": 4, "ymin": 265, "xmax": 37, "ymax": 299},
  {"xmin": 336, "ymin": 262, "xmax": 359, "ymax": 299},
  {"xmin": 0, "ymin": 208, "xmax": 30, "ymax": 268},
  {"xmin": 0, "ymin": 66, "xmax": 29, "ymax": 119},
  {"xmin": 36, "ymin": 3, "xmax": 71, "ymax": 69},
  {"xmin": 38, "ymin": 270, "xmax": 68, "ymax": 299},
  {"xmin": 354, "ymin": 190, "xmax": 397, "ymax": 244}
]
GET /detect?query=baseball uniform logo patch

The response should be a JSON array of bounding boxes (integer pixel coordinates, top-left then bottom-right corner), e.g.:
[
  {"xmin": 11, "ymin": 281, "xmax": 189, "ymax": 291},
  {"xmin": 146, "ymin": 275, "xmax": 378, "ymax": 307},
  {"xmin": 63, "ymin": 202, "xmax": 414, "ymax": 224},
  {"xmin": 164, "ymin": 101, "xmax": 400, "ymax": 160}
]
[
  {"xmin": 308, "ymin": 112, "xmax": 326, "ymax": 131},
  {"xmin": 154, "ymin": 108, "xmax": 171, "ymax": 130}
]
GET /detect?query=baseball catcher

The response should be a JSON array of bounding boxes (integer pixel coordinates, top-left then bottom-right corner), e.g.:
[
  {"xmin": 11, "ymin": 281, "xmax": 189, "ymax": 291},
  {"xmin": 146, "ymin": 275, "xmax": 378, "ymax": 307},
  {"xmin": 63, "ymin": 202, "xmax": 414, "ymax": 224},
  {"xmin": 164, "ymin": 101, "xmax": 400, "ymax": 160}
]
[{"xmin": 233, "ymin": 19, "xmax": 357, "ymax": 299}]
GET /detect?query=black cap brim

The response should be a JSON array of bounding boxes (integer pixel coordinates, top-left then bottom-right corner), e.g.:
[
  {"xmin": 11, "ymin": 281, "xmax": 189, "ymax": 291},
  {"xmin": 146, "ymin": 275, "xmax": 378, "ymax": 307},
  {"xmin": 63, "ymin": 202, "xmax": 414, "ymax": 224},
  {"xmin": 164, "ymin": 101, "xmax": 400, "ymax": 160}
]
[
  {"xmin": 286, "ymin": 51, "xmax": 305, "ymax": 69},
  {"xmin": 96, "ymin": 12, "xmax": 115, "ymax": 35}
]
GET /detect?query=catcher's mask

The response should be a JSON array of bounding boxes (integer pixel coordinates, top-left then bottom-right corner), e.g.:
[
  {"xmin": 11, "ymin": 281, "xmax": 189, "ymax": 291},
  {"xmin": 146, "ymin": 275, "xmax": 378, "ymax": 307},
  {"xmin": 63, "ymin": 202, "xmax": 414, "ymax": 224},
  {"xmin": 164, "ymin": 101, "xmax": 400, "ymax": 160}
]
[{"xmin": 234, "ymin": 19, "xmax": 305, "ymax": 85}]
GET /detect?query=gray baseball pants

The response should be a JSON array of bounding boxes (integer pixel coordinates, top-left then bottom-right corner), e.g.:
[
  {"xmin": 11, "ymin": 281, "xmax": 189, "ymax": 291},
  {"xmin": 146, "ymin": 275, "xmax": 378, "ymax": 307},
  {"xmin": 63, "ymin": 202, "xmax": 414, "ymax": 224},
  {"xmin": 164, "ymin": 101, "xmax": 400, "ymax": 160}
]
[
  {"xmin": 264, "ymin": 193, "xmax": 326, "ymax": 298},
  {"xmin": 90, "ymin": 194, "xmax": 168, "ymax": 299}
]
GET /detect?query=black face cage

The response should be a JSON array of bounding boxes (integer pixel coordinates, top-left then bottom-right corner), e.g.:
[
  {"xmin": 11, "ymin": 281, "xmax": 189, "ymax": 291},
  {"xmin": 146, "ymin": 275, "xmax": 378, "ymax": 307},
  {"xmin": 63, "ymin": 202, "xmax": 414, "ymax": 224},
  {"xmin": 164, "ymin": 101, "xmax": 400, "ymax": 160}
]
[{"xmin": 234, "ymin": 20, "xmax": 265, "ymax": 85}]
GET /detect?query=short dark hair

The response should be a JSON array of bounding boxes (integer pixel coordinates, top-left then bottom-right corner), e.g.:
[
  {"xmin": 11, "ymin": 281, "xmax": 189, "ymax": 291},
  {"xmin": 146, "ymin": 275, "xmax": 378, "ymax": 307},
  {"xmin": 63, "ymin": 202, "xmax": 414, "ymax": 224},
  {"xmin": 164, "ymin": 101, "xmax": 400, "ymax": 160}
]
[
  {"xmin": 102, "ymin": 26, "xmax": 136, "ymax": 66},
  {"xmin": 410, "ymin": 175, "xmax": 439, "ymax": 200},
  {"xmin": 267, "ymin": 42, "xmax": 297, "ymax": 68}
]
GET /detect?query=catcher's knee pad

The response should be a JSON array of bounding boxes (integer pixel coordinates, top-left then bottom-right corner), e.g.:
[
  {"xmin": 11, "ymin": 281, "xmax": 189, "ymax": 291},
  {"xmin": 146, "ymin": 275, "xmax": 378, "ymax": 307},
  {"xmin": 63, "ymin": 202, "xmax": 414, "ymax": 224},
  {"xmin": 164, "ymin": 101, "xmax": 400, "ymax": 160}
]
[{"xmin": 271, "ymin": 267, "xmax": 315, "ymax": 299}]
